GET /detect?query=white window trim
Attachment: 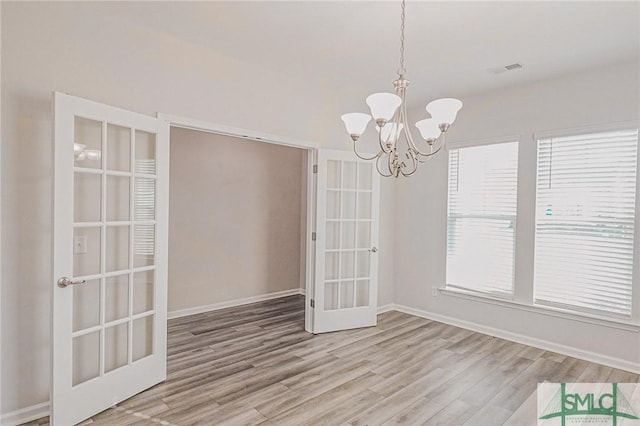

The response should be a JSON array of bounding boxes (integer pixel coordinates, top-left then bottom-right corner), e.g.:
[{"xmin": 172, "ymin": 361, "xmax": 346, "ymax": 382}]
[
  {"xmin": 442, "ymin": 121, "xmax": 640, "ymax": 325},
  {"xmin": 534, "ymin": 120, "xmax": 639, "ymax": 141},
  {"xmin": 445, "ymin": 136, "xmax": 520, "ymax": 296},
  {"xmin": 533, "ymin": 121, "xmax": 640, "ymax": 323},
  {"xmin": 446, "ymin": 134, "xmax": 521, "ymax": 150}
]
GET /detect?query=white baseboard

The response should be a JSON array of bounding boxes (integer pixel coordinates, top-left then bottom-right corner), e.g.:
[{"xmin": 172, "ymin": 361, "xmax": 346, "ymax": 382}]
[
  {"xmin": 1, "ymin": 401, "xmax": 49, "ymax": 426},
  {"xmin": 377, "ymin": 303, "xmax": 394, "ymax": 314},
  {"xmin": 392, "ymin": 303, "xmax": 640, "ymax": 375},
  {"xmin": 168, "ymin": 288, "xmax": 304, "ymax": 319}
]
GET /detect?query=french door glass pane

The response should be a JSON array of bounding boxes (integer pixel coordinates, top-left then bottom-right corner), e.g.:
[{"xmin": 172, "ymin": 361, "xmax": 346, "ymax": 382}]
[
  {"xmin": 106, "ymin": 226, "xmax": 130, "ymax": 272},
  {"xmin": 324, "ymin": 282, "xmax": 339, "ymax": 310},
  {"xmin": 358, "ymin": 164, "xmax": 372, "ymax": 190},
  {"xmin": 343, "ymin": 162, "xmax": 357, "ymax": 189},
  {"xmin": 342, "ymin": 192, "xmax": 356, "ymax": 219},
  {"xmin": 73, "ymin": 278, "xmax": 101, "ymax": 332},
  {"xmin": 358, "ymin": 193, "xmax": 372, "ymax": 219},
  {"xmin": 104, "ymin": 323, "xmax": 128, "ymax": 373},
  {"xmin": 74, "ymin": 117, "xmax": 102, "ymax": 169},
  {"xmin": 326, "ymin": 191, "xmax": 340, "ymax": 219},
  {"xmin": 106, "ymin": 176, "xmax": 130, "ymax": 222},
  {"xmin": 73, "ymin": 227, "xmax": 101, "ymax": 277},
  {"xmin": 325, "ymin": 252, "xmax": 339, "ymax": 280},
  {"xmin": 133, "ymin": 270, "xmax": 154, "ymax": 314},
  {"xmin": 106, "ymin": 124, "xmax": 131, "ymax": 172},
  {"xmin": 132, "ymin": 316, "xmax": 154, "ymax": 361},
  {"xmin": 327, "ymin": 160, "xmax": 341, "ymax": 188},
  {"xmin": 357, "ymin": 222, "xmax": 371, "ymax": 249},
  {"xmin": 357, "ymin": 252, "xmax": 370, "ymax": 277},
  {"xmin": 134, "ymin": 224, "xmax": 155, "ymax": 267},
  {"xmin": 105, "ymin": 274, "xmax": 129, "ymax": 322},
  {"xmin": 356, "ymin": 280, "xmax": 370, "ymax": 307},
  {"xmin": 341, "ymin": 221, "xmax": 356, "ymax": 249},
  {"xmin": 340, "ymin": 252, "xmax": 355, "ymax": 279},
  {"xmin": 340, "ymin": 281, "xmax": 355, "ymax": 308},
  {"xmin": 135, "ymin": 130, "xmax": 156, "ymax": 175},
  {"xmin": 73, "ymin": 331, "xmax": 100, "ymax": 386},
  {"xmin": 74, "ymin": 173, "xmax": 101, "ymax": 222},
  {"xmin": 326, "ymin": 222, "xmax": 340, "ymax": 249},
  {"xmin": 134, "ymin": 178, "xmax": 156, "ymax": 221}
]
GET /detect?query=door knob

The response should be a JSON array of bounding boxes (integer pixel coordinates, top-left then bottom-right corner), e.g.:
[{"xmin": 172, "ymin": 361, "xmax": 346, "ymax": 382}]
[
  {"xmin": 370, "ymin": 247, "xmax": 378, "ymax": 253},
  {"xmin": 57, "ymin": 277, "xmax": 86, "ymax": 288}
]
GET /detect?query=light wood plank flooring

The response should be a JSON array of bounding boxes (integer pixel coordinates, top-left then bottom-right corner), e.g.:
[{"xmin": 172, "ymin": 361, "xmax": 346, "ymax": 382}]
[{"xmin": 26, "ymin": 295, "xmax": 639, "ymax": 426}]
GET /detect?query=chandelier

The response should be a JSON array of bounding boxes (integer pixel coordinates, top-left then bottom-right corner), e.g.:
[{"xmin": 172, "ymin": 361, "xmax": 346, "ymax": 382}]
[{"xmin": 340, "ymin": 0, "xmax": 462, "ymax": 177}]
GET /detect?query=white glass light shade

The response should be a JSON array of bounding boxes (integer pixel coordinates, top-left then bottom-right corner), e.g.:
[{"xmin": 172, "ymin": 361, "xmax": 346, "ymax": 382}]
[
  {"xmin": 377, "ymin": 122, "xmax": 404, "ymax": 144},
  {"xmin": 415, "ymin": 119, "xmax": 441, "ymax": 140},
  {"xmin": 341, "ymin": 113, "xmax": 371, "ymax": 136},
  {"xmin": 85, "ymin": 150, "xmax": 102, "ymax": 161},
  {"xmin": 426, "ymin": 98, "xmax": 463, "ymax": 125},
  {"xmin": 366, "ymin": 93, "xmax": 402, "ymax": 121}
]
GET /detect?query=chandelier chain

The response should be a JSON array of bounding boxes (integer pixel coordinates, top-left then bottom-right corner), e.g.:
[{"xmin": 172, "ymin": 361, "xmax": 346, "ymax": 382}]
[{"xmin": 398, "ymin": 0, "xmax": 406, "ymax": 76}]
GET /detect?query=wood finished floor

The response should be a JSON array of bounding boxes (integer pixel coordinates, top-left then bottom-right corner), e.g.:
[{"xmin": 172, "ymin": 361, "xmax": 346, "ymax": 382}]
[{"xmin": 27, "ymin": 295, "xmax": 639, "ymax": 426}]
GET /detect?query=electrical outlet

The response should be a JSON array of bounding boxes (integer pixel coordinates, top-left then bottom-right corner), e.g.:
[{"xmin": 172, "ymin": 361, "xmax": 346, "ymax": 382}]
[
  {"xmin": 74, "ymin": 235, "xmax": 87, "ymax": 254},
  {"xmin": 431, "ymin": 287, "xmax": 438, "ymax": 297}
]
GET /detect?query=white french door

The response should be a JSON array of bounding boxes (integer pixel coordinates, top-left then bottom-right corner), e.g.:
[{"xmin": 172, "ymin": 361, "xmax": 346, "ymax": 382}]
[
  {"xmin": 52, "ymin": 93, "xmax": 169, "ymax": 425},
  {"xmin": 312, "ymin": 149, "xmax": 380, "ymax": 333}
]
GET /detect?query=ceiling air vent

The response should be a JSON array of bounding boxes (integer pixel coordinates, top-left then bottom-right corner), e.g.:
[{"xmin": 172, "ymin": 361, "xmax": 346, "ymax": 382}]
[{"xmin": 488, "ymin": 63, "xmax": 524, "ymax": 74}]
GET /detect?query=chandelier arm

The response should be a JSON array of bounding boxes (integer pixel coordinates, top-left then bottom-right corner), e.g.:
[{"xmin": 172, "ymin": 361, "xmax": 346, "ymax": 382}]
[
  {"xmin": 377, "ymin": 104, "xmax": 403, "ymax": 155},
  {"xmin": 391, "ymin": 150, "xmax": 403, "ymax": 178},
  {"xmin": 414, "ymin": 143, "xmax": 443, "ymax": 158},
  {"xmin": 352, "ymin": 142, "xmax": 382, "ymax": 161},
  {"xmin": 411, "ymin": 129, "xmax": 447, "ymax": 157},
  {"xmin": 400, "ymin": 149, "xmax": 419, "ymax": 176},
  {"xmin": 377, "ymin": 130, "xmax": 393, "ymax": 155},
  {"xmin": 376, "ymin": 153, "xmax": 394, "ymax": 178}
]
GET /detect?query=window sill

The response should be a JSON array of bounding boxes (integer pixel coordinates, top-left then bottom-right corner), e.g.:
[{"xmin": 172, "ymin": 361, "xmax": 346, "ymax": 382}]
[{"xmin": 439, "ymin": 287, "xmax": 640, "ymax": 332}]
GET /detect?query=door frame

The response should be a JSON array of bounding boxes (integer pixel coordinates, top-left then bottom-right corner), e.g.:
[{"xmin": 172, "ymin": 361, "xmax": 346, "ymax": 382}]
[{"xmin": 157, "ymin": 113, "xmax": 320, "ymax": 333}]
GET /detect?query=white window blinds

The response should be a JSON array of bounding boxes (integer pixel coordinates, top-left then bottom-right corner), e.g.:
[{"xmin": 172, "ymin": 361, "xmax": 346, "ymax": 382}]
[
  {"xmin": 534, "ymin": 129, "xmax": 639, "ymax": 316},
  {"xmin": 447, "ymin": 141, "xmax": 519, "ymax": 295},
  {"xmin": 133, "ymin": 160, "xmax": 156, "ymax": 259}
]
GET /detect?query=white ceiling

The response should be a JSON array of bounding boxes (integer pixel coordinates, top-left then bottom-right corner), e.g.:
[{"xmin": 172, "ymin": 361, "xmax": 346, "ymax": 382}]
[{"xmin": 110, "ymin": 1, "xmax": 639, "ymax": 108}]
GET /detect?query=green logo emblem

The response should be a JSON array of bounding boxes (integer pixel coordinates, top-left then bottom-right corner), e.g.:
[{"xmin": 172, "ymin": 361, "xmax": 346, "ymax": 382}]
[{"xmin": 539, "ymin": 383, "xmax": 639, "ymax": 426}]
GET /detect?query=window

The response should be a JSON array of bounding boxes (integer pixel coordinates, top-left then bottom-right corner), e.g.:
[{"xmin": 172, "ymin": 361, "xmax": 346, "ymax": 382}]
[
  {"xmin": 446, "ymin": 141, "xmax": 519, "ymax": 296},
  {"xmin": 534, "ymin": 129, "xmax": 639, "ymax": 316}
]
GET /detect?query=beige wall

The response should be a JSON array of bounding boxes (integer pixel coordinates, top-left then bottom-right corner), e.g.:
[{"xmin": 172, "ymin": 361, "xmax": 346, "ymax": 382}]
[{"xmin": 168, "ymin": 128, "xmax": 304, "ymax": 312}]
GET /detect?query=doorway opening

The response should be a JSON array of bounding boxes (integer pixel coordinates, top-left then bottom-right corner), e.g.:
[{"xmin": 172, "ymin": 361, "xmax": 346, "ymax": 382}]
[{"xmin": 166, "ymin": 125, "xmax": 314, "ymax": 332}]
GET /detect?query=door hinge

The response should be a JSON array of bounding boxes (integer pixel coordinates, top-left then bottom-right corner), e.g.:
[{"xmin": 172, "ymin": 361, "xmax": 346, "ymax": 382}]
[
  {"xmin": 312, "ymin": 232, "xmax": 316, "ymax": 241},
  {"xmin": 313, "ymin": 164, "xmax": 318, "ymax": 174},
  {"xmin": 310, "ymin": 299, "xmax": 315, "ymax": 308}
]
